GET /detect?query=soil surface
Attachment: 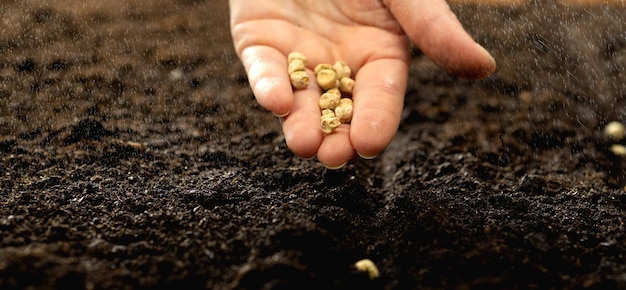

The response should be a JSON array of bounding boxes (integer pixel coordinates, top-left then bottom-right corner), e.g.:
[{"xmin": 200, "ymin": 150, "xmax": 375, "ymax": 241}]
[{"xmin": 2, "ymin": 0, "xmax": 626, "ymax": 289}]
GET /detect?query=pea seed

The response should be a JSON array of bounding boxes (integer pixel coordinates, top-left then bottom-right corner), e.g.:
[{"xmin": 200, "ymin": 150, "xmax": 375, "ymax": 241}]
[
  {"xmin": 316, "ymin": 69, "xmax": 338, "ymax": 91},
  {"xmin": 288, "ymin": 58, "xmax": 306, "ymax": 75},
  {"xmin": 289, "ymin": 71, "xmax": 309, "ymax": 89},
  {"xmin": 288, "ymin": 52, "xmax": 308, "ymax": 66},
  {"xmin": 334, "ymin": 98, "xmax": 353, "ymax": 123},
  {"xmin": 319, "ymin": 91, "xmax": 341, "ymax": 110},
  {"xmin": 604, "ymin": 121, "xmax": 626, "ymax": 141},
  {"xmin": 333, "ymin": 61, "xmax": 351, "ymax": 79},
  {"xmin": 314, "ymin": 63, "xmax": 333, "ymax": 75},
  {"xmin": 355, "ymin": 259, "xmax": 379, "ymax": 280},
  {"xmin": 321, "ymin": 109, "xmax": 335, "ymax": 116},
  {"xmin": 321, "ymin": 115, "xmax": 341, "ymax": 134},
  {"xmin": 610, "ymin": 144, "xmax": 626, "ymax": 157},
  {"xmin": 339, "ymin": 77, "xmax": 355, "ymax": 94},
  {"xmin": 326, "ymin": 88, "xmax": 341, "ymax": 98}
]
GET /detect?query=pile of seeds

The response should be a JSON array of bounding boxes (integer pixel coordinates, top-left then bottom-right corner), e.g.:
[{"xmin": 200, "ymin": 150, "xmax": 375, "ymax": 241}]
[{"xmin": 288, "ymin": 52, "xmax": 355, "ymax": 134}]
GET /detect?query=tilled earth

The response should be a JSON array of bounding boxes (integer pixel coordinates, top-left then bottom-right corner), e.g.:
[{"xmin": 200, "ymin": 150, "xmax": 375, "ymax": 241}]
[{"xmin": 2, "ymin": 0, "xmax": 626, "ymax": 289}]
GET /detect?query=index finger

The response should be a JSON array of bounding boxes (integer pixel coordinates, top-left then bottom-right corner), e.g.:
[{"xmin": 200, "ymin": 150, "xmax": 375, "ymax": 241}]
[{"xmin": 240, "ymin": 45, "xmax": 294, "ymax": 117}]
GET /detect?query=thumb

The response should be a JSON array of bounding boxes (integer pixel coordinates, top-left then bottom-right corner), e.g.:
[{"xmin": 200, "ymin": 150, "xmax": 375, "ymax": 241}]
[{"xmin": 384, "ymin": 0, "xmax": 496, "ymax": 80}]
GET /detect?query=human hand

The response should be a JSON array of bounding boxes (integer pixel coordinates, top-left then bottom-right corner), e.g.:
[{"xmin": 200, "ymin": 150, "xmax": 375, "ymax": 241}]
[{"xmin": 229, "ymin": 0, "xmax": 496, "ymax": 169}]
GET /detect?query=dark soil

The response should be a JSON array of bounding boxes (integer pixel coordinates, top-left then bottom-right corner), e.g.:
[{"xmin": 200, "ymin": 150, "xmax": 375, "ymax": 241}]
[{"xmin": 2, "ymin": 0, "xmax": 626, "ymax": 289}]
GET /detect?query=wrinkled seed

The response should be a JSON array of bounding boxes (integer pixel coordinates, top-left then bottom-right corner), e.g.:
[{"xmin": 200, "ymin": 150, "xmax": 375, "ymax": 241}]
[
  {"xmin": 288, "ymin": 58, "xmax": 306, "ymax": 75},
  {"xmin": 334, "ymin": 100, "xmax": 353, "ymax": 123},
  {"xmin": 288, "ymin": 52, "xmax": 308, "ymax": 65},
  {"xmin": 333, "ymin": 61, "xmax": 351, "ymax": 79},
  {"xmin": 339, "ymin": 77, "xmax": 355, "ymax": 94},
  {"xmin": 319, "ymin": 91, "xmax": 341, "ymax": 110},
  {"xmin": 321, "ymin": 115, "xmax": 341, "ymax": 134},
  {"xmin": 316, "ymin": 69, "xmax": 338, "ymax": 90},
  {"xmin": 314, "ymin": 63, "xmax": 333, "ymax": 75},
  {"xmin": 289, "ymin": 71, "xmax": 309, "ymax": 89}
]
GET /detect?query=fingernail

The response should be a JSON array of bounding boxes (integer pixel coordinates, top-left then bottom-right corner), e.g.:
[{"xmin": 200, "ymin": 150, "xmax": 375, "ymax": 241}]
[
  {"xmin": 273, "ymin": 110, "xmax": 290, "ymax": 118},
  {"xmin": 357, "ymin": 152, "xmax": 378, "ymax": 160},
  {"xmin": 301, "ymin": 154, "xmax": 316, "ymax": 161},
  {"xmin": 324, "ymin": 162, "xmax": 348, "ymax": 170},
  {"xmin": 478, "ymin": 46, "xmax": 497, "ymax": 75}
]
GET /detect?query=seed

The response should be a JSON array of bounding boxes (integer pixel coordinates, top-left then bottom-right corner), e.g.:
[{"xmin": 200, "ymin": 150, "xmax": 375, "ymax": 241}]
[
  {"xmin": 314, "ymin": 63, "xmax": 333, "ymax": 75},
  {"xmin": 355, "ymin": 259, "xmax": 379, "ymax": 280},
  {"xmin": 288, "ymin": 58, "xmax": 306, "ymax": 75},
  {"xmin": 339, "ymin": 77, "xmax": 355, "ymax": 94},
  {"xmin": 321, "ymin": 115, "xmax": 341, "ymax": 134},
  {"xmin": 326, "ymin": 88, "xmax": 341, "ymax": 98},
  {"xmin": 316, "ymin": 69, "xmax": 338, "ymax": 90},
  {"xmin": 334, "ymin": 98, "xmax": 353, "ymax": 123},
  {"xmin": 321, "ymin": 109, "xmax": 335, "ymax": 116},
  {"xmin": 288, "ymin": 52, "xmax": 308, "ymax": 66},
  {"xmin": 604, "ymin": 121, "xmax": 626, "ymax": 141},
  {"xmin": 289, "ymin": 71, "xmax": 309, "ymax": 89},
  {"xmin": 333, "ymin": 61, "xmax": 351, "ymax": 79},
  {"xmin": 319, "ymin": 91, "xmax": 341, "ymax": 110},
  {"xmin": 610, "ymin": 144, "xmax": 626, "ymax": 157}
]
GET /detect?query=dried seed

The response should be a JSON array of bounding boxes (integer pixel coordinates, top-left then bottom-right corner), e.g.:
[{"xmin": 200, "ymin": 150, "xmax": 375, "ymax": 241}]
[
  {"xmin": 321, "ymin": 115, "xmax": 341, "ymax": 134},
  {"xmin": 314, "ymin": 63, "xmax": 333, "ymax": 75},
  {"xmin": 316, "ymin": 69, "xmax": 337, "ymax": 90},
  {"xmin": 604, "ymin": 121, "xmax": 626, "ymax": 141},
  {"xmin": 319, "ymin": 91, "xmax": 341, "ymax": 110},
  {"xmin": 334, "ymin": 98, "xmax": 353, "ymax": 123},
  {"xmin": 288, "ymin": 58, "xmax": 306, "ymax": 75},
  {"xmin": 339, "ymin": 77, "xmax": 355, "ymax": 94},
  {"xmin": 333, "ymin": 61, "xmax": 351, "ymax": 79},
  {"xmin": 321, "ymin": 109, "xmax": 335, "ymax": 116},
  {"xmin": 326, "ymin": 88, "xmax": 341, "ymax": 98},
  {"xmin": 288, "ymin": 52, "xmax": 308, "ymax": 66},
  {"xmin": 289, "ymin": 71, "xmax": 309, "ymax": 89},
  {"xmin": 610, "ymin": 144, "xmax": 626, "ymax": 157},
  {"xmin": 355, "ymin": 259, "xmax": 379, "ymax": 280}
]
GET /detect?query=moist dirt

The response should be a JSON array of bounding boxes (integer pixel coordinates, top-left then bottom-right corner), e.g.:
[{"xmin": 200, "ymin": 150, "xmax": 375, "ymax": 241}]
[{"xmin": 1, "ymin": 0, "xmax": 626, "ymax": 289}]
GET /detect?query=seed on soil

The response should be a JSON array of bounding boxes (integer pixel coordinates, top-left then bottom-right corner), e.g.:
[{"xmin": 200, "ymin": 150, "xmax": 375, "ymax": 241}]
[
  {"xmin": 316, "ymin": 69, "xmax": 338, "ymax": 90},
  {"xmin": 288, "ymin": 51, "xmax": 308, "ymax": 66},
  {"xmin": 339, "ymin": 77, "xmax": 355, "ymax": 94},
  {"xmin": 610, "ymin": 144, "xmax": 626, "ymax": 157},
  {"xmin": 355, "ymin": 259, "xmax": 380, "ymax": 280},
  {"xmin": 604, "ymin": 121, "xmax": 626, "ymax": 141},
  {"xmin": 289, "ymin": 70, "xmax": 309, "ymax": 89},
  {"xmin": 333, "ymin": 61, "xmax": 352, "ymax": 79},
  {"xmin": 288, "ymin": 58, "xmax": 306, "ymax": 75}
]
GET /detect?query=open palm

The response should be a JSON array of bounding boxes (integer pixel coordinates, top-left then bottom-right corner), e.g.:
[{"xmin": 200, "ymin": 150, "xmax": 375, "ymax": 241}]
[{"xmin": 230, "ymin": 0, "xmax": 496, "ymax": 169}]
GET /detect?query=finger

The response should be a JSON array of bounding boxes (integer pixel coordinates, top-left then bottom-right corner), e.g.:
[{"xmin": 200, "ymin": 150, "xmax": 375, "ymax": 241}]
[
  {"xmin": 385, "ymin": 0, "xmax": 496, "ymax": 80},
  {"xmin": 317, "ymin": 125, "xmax": 355, "ymax": 169},
  {"xmin": 240, "ymin": 46, "xmax": 293, "ymax": 116},
  {"xmin": 350, "ymin": 58, "xmax": 408, "ymax": 159},
  {"xmin": 281, "ymin": 69, "xmax": 323, "ymax": 159}
]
